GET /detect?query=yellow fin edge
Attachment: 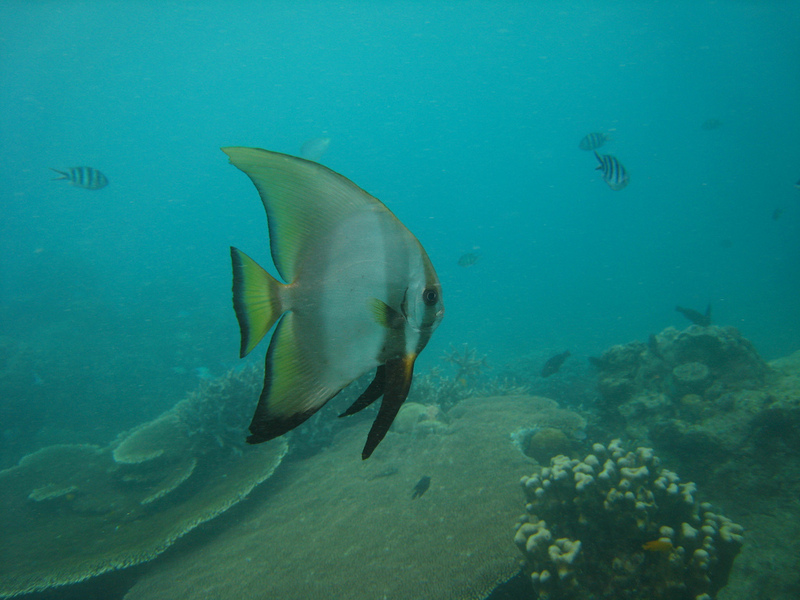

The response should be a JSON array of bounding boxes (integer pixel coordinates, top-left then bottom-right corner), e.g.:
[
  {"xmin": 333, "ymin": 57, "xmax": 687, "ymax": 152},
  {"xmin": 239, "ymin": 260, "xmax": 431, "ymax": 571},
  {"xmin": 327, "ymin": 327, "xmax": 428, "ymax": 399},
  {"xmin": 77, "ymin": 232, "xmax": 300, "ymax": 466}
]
[{"xmin": 230, "ymin": 247, "xmax": 283, "ymax": 357}]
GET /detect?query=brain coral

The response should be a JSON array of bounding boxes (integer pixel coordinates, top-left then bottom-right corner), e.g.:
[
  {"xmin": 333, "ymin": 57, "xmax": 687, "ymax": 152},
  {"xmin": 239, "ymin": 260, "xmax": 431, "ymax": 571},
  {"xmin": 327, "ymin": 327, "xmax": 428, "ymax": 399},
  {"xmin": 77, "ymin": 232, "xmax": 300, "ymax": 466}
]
[{"xmin": 514, "ymin": 439, "xmax": 743, "ymax": 600}]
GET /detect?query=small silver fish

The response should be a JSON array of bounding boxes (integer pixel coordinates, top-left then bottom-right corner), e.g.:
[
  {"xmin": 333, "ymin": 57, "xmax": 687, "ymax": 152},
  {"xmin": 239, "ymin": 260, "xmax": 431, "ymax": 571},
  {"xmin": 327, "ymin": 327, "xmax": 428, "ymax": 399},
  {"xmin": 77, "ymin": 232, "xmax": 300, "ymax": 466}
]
[
  {"xmin": 51, "ymin": 167, "xmax": 108, "ymax": 190},
  {"xmin": 579, "ymin": 132, "xmax": 610, "ymax": 151},
  {"xmin": 593, "ymin": 151, "xmax": 629, "ymax": 191},
  {"xmin": 457, "ymin": 251, "xmax": 481, "ymax": 267},
  {"xmin": 224, "ymin": 147, "xmax": 444, "ymax": 459},
  {"xmin": 299, "ymin": 137, "xmax": 331, "ymax": 162}
]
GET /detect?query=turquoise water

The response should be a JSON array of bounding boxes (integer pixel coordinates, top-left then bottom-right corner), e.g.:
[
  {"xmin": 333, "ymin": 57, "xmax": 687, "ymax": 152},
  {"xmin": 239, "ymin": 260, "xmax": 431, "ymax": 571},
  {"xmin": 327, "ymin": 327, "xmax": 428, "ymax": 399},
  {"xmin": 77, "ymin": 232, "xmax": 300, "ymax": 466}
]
[
  {"xmin": 1, "ymin": 0, "xmax": 798, "ymax": 516},
  {"xmin": 2, "ymin": 0, "xmax": 799, "ymax": 464}
]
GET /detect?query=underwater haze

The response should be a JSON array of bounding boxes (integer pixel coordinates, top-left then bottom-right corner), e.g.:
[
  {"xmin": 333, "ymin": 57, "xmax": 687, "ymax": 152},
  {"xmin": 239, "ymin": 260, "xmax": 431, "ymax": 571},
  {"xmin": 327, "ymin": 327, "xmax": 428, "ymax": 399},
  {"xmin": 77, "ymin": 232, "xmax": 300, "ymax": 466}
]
[
  {"xmin": 2, "ymin": 0, "xmax": 800, "ymax": 465},
  {"xmin": 1, "ymin": 0, "xmax": 799, "ymax": 498}
]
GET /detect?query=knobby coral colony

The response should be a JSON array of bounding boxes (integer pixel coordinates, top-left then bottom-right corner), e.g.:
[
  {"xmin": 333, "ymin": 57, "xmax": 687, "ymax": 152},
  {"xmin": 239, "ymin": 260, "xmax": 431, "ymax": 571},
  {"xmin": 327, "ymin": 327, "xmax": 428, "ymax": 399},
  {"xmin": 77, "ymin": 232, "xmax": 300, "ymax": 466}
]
[{"xmin": 514, "ymin": 440, "xmax": 743, "ymax": 600}]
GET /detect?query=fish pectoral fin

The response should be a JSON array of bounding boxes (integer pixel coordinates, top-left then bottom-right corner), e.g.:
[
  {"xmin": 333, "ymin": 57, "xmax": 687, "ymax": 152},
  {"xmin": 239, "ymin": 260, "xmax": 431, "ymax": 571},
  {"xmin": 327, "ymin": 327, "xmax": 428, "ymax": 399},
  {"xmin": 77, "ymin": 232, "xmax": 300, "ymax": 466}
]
[
  {"xmin": 368, "ymin": 298, "xmax": 405, "ymax": 329},
  {"xmin": 339, "ymin": 365, "xmax": 386, "ymax": 417},
  {"xmin": 231, "ymin": 247, "xmax": 284, "ymax": 357},
  {"xmin": 361, "ymin": 354, "xmax": 417, "ymax": 460},
  {"xmin": 247, "ymin": 312, "xmax": 340, "ymax": 443}
]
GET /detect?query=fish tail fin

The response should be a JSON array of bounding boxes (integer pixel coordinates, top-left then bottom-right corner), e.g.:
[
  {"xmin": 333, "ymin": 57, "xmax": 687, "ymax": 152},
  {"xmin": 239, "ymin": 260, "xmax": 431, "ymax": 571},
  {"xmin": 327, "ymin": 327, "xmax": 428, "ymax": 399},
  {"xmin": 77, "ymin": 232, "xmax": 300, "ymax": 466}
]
[
  {"xmin": 231, "ymin": 246, "xmax": 285, "ymax": 357},
  {"xmin": 50, "ymin": 168, "xmax": 68, "ymax": 180}
]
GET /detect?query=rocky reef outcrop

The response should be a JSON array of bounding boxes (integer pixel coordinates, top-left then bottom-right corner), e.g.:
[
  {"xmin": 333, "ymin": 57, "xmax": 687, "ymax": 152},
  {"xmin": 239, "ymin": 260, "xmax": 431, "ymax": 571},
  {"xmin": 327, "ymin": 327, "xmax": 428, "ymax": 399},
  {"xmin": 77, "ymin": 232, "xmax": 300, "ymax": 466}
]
[
  {"xmin": 589, "ymin": 325, "xmax": 781, "ymax": 483},
  {"xmin": 589, "ymin": 328, "xmax": 800, "ymax": 600}
]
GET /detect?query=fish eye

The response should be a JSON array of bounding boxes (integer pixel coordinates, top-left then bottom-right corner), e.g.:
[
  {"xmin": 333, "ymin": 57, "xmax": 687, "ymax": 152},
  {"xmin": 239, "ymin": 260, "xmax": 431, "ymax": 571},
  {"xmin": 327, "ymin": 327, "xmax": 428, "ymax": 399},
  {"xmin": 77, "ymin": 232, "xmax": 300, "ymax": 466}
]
[{"xmin": 422, "ymin": 288, "xmax": 438, "ymax": 306}]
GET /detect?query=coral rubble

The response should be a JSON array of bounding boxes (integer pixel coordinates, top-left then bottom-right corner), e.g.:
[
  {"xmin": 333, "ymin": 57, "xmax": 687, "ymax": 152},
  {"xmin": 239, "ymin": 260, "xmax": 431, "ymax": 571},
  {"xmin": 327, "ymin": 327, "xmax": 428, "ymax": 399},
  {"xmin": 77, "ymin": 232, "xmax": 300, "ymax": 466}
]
[{"xmin": 514, "ymin": 440, "xmax": 743, "ymax": 600}]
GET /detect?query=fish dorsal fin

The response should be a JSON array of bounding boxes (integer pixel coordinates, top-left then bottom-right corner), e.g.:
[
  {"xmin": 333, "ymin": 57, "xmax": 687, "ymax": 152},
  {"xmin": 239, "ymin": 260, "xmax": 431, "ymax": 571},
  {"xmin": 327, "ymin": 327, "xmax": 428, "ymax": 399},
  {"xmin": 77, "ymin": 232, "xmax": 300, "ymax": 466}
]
[{"xmin": 222, "ymin": 147, "xmax": 384, "ymax": 283}]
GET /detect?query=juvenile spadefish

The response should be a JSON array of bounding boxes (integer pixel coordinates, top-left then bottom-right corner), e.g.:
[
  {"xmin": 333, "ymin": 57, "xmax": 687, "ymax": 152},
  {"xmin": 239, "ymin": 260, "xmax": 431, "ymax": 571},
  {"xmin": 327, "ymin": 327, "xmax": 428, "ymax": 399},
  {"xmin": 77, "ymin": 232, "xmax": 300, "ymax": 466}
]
[{"xmin": 223, "ymin": 147, "xmax": 444, "ymax": 459}]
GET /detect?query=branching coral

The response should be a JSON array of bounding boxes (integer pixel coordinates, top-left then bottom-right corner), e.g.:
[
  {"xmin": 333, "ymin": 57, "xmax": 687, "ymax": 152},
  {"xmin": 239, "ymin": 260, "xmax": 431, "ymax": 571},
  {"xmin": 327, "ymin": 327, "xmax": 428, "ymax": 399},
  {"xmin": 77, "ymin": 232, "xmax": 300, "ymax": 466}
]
[
  {"xmin": 514, "ymin": 440, "xmax": 743, "ymax": 600},
  {"xmin": 442, "ymin": 342, "xmax": 489, "ymax": 384}
]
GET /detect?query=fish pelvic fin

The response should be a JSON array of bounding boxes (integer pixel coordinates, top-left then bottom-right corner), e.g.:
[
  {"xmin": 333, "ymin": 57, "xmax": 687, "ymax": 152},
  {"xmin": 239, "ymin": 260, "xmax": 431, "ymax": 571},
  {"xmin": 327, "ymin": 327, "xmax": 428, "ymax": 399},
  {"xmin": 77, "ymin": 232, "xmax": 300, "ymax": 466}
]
[
  {"xmin": 362, "ymin": 354, "xmax": 416, "ymax": 460},
  {"xmin": 231, "ymin": 247, "xmax": 284, "ymax": 357},
  {"xmin": 339, "ymin": 365, "xmax": 386, "ymax": 418}
]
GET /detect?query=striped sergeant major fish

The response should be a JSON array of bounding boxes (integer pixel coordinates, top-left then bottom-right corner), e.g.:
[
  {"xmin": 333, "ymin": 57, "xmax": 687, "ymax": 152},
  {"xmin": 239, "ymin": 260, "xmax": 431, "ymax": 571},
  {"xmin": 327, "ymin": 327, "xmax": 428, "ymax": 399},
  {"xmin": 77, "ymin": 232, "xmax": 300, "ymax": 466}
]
[
  {"xmin": 51, "ymin": 167, "xmax": 109, "ymax": 190},
  {"xmin": 593, "ymin": 151, "xmax": 629, "ymax": 191},
  {"xmin": 579, "ymin": 132, "xmax": 610, "ymax": 151}
]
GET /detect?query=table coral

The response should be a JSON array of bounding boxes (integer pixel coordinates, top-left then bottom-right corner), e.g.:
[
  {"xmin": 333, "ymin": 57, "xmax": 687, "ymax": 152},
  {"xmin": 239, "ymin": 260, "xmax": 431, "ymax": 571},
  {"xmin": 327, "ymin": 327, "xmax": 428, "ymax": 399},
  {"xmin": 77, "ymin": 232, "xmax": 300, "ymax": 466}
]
[
  {"xmin": 0, "ymin": 367, "xmax": 288, "ymax": 599},
  {"xmin": 514, "ymin": 440, "xmax": 743, "ymax": 600}
]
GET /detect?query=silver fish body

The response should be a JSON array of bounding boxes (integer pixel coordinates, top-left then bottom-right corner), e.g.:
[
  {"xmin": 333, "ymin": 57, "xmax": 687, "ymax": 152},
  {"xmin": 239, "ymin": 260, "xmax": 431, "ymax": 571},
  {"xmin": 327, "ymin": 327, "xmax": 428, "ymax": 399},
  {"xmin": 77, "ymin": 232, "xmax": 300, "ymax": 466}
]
[
  {"xmin": 594, "ymin": 151, "xmax": 629, "ymax": 191},
  {"xmin": 51, "ymin": 167, "xmax": 108, "ymax": 190},
  {"xmin": 224, "ymin": 147, "xmax": 443, "ymax": 459}
]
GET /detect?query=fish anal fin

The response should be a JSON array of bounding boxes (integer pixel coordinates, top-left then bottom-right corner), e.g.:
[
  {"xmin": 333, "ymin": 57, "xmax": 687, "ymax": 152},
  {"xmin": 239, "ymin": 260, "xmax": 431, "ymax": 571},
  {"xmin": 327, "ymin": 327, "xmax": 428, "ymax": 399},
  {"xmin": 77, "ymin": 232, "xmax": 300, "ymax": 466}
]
[
  {"xmin": 362, "ymin": 354, "xmax": 416, "ymax": 460},
  {"xmin": 231, "ymin": 247, "xmax": 284, "ymax": 357},
  {"xmin": 247, "ymin": 312, "xmax": 340, "ymax": 444}
]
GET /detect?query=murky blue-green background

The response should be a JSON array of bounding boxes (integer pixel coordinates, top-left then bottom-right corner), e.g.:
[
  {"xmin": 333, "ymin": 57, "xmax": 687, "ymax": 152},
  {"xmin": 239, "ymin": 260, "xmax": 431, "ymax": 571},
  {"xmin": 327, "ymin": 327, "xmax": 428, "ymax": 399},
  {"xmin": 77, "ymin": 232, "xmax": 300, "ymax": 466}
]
[{"xmin": 1, "ymin": 0, "xmax": 798, "ymax": 466}]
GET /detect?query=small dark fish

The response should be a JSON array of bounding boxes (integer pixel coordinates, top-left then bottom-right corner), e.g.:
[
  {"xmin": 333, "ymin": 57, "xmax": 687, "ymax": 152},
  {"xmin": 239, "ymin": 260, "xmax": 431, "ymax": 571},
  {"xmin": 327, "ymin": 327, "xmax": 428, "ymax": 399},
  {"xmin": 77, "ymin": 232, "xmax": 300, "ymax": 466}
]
[
  {"xmin": 579, "ymin": 132, "xmax": 610, "ymax": 151},
  {"xmin": 676, "ymin": 304, "xmax": 711, "ymax": 327},
  {"xmin": 51, "ymin": 167, "xmax": 108, "ymax": 190},
  {"xmin": 541, "ymin": 350, "xmax": 570, "ymax": 378},
  {"xmin": 701, "ymin": 118, "xmax": 722, "ymax": 131},
  {"xmin": 588, "ymin": 356, "xmax": 609, "ymax": 370},
  {"xmin": 795, "ymin": 179, "xmax": 800, "ymax": 190},
  {"xmin": 411, "ymin": 475, "xmax": 431, "ymax": 499},
  {"xmin": 772, "ymin": 208, "xmax": 784, "ymax": 221},
  {"xmin": 594, "ymin": 151, "xmax": 629, "ymax": 191},
  {"xmin": 457, "ymin": 252, "xmax": 481, "ymax": 268}
]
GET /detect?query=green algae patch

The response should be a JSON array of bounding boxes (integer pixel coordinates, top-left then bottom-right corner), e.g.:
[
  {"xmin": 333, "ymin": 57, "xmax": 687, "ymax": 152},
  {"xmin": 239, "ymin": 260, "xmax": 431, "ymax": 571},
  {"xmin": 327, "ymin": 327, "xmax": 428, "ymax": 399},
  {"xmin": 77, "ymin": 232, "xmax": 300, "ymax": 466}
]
[{"xmin": 124, "ymin": 396, "xmax": 572, "ymax": 600}]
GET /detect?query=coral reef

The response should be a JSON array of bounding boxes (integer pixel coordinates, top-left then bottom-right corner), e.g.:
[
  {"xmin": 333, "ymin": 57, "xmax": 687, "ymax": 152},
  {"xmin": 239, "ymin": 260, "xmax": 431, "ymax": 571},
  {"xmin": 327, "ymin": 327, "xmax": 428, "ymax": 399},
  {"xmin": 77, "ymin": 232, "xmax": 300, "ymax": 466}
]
[
  {"xmin": 442, "ymin": 342, "xmax": 489, "ymax": 385},
  {"xmin": 174, "ymin": 364, "xmax": 262, "ymax": 453},
  {"xmin": 0, "ymin": 367, "xmax": 288, "ymax": 598},
  {"xmin": 585, "ymin": 333, "xmax": 800, "ymax": 600},
  {"xmin": 121, "ymin": 395, "xmax": 584, "ymax": 600},
  {"xmin": 507, "ymin": 396, "xmax": 587, "ymax": 463},
  {"xmin": 592, "ymin": 325, "xmax": 768, "ymax": 411},
  {"xmin": 392, "ymin": 401, "xmax": 449, "ymax": 435},
  {"xmin": 585, "ymin": 326, "xmax": 800, "ymax": 509},
  {"xmin": 410, "ymin": 344, "xmax": 532, "ymax": 411},
  {"xmin": 514, "ymin": 440, "xmax": 743, "ymax": 600}
]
